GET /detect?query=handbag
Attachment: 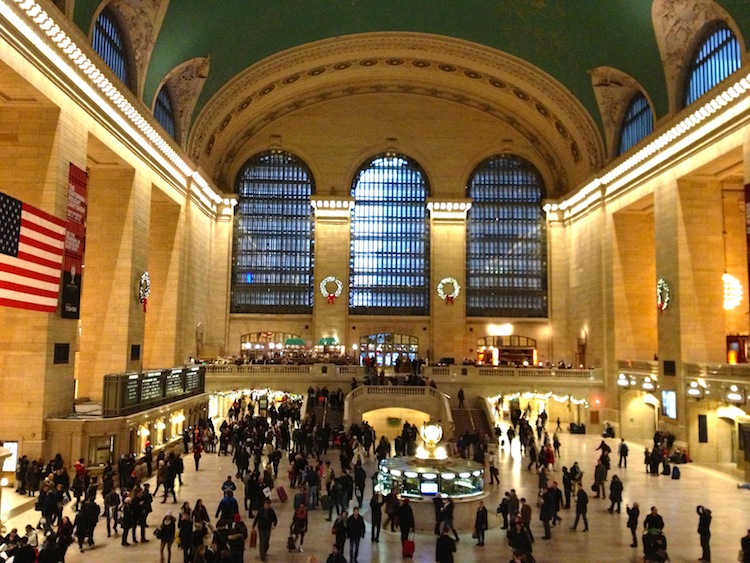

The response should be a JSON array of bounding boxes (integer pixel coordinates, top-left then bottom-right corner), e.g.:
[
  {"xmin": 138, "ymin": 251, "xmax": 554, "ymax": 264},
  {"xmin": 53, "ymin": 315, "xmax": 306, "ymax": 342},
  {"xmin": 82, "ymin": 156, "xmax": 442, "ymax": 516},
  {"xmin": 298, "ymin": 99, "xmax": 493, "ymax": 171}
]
[
  {"xmin": 591, "ymin": 483, "xmax": 598, "ymax": 493},
  {"xmin": 739, "ymin": 549, "xmax": 745, "ymax": 562},
  {"xmin": 154, "ymin": 526, "xmax": 163, "ymax": 540}
]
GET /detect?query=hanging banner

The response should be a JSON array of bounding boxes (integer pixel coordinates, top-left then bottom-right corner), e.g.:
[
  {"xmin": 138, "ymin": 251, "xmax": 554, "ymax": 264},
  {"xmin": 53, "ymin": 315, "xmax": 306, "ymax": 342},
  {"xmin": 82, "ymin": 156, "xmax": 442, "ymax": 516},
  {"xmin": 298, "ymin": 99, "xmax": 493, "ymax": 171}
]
[
  {"xmin": 61, "ymin": 164, "xmax": 87, "ymax": 319},
  {"xmin": 746, "ymin": 184, "xmax": 750, "ymax": 316}
]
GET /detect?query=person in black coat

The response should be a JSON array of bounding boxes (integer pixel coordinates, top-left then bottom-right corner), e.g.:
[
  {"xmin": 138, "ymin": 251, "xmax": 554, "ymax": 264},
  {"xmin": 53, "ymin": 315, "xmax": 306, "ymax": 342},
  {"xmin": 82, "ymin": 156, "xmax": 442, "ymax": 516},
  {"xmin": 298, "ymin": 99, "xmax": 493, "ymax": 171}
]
[
  {"xmin": 626, "ymin": 502, "xmax": 640, "ymax": 548},
  {"xmin": 507, "ymin": 519, "xmax": 533, "ymax": 557},
  {"xmin": 741, "ymin": 529, "xmax": 750, "ymax": 563},
  {"xmin": 159, "ymin": 512, "xmax": 177, "ymax": 563},
  {"xmin": 436, "ymin": 527, "xmax": 457, "ymax": 563},
  {"xmin": 608, "ymin": 475, "xmax": 623, "ymax": 513},
  {"xmin": 474, "ymin": 500, "xmax": 488, "ymax": 546},
  {"xmin": 696, "ymin": 505, "xmax": 711, "ymax": 562},
  {"xmin": 370, "ymin": 492, "xmax": 383, "ymax": 542},
  {"xmin": 347, "ymin": 507, "xmax": 366, "ymax": 562},
  {"xmin": 570, "ymin": 488, "xmax": 588, "ymax": 531},
  {"xmin": 398, "ymin": 499, "xmax": 415, "ymax": 543}
]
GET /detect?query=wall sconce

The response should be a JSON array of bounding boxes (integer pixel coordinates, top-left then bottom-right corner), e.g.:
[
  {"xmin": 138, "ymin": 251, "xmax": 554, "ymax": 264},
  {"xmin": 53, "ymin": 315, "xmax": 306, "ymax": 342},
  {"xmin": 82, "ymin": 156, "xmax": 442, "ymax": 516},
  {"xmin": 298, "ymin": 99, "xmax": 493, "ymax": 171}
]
[
  {"xmin": 726, "ymin": 384, "xmax": 745, "ymax": 403},
  {"xmin": 687, "ymin": 380, "xmax": 703, "ymax": 398},
  {"xmin": 642, "ymin": 377, "xmax": 655, "ymax": 391}
]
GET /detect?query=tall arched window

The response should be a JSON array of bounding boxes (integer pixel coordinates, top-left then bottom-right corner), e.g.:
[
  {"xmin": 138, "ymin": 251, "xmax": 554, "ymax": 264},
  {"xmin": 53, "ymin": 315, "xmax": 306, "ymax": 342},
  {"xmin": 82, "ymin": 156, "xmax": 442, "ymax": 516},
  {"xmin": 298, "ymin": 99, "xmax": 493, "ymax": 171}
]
[
  {"xmin": 466, "ymin": 155, "xmax": 547, "ymax": 317},
  {"xmin": 350, "ymin": 154, "xmax": 429, "ymax": 315},
  {"xmin": 618, "ymin": 93, "xmax": 653, "ymax": 155},
  {"xmin": 684, "ymin": 23, "xmax": 741, "ymax": 106},
  {"xmin": 231, "ymin": 150, "xmax": 315, "ymax": 313},
  {"xmin": 92, "ymin": 6, "xmax": 132, "ymax": 89},
  {"xmin": 154, "ymin": 85, "xmax": 177, "ymax": 141}
]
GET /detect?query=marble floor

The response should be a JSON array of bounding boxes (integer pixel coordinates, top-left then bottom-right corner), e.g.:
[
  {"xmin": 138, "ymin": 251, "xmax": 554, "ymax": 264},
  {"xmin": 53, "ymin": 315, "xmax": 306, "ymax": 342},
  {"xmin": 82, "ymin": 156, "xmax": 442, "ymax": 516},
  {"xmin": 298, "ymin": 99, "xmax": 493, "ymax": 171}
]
[{"xmin": 1, "ymin": 432, "xmax": 749, "ymax": 563}]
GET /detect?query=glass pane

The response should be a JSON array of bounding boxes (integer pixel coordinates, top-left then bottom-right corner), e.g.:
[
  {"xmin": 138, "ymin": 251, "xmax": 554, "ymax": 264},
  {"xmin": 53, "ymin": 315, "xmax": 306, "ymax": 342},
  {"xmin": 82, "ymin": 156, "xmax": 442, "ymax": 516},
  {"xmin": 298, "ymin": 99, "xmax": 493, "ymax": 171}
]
[
  {"xmin": 684, "ymin": 24, "xmax": 741, "ymax": 106},
  {"xmin": 92, "ymin": 8, "xmax": 130, "ymax": 88},
  {"xmin": 466, "ymin": 155, "xmax": 547, "ymax": 317},
  {"xmin": 349, "ymin": 154, "xmax": 429, "ymax": 315},
  {"xmin": 231, "ymin": 151, "xmax": 314, "ymax": 313},
  {"xmin": 618, "ymin": 93, "xmax": 653, "ymax": 155}
]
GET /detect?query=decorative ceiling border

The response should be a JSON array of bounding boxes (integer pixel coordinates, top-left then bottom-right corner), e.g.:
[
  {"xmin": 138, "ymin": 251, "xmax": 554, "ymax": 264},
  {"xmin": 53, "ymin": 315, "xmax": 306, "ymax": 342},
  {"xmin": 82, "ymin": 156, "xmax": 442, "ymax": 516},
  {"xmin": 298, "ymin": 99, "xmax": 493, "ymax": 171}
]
[{"xmin": 189, "ymin": 33, "xmax": 604, "ymax": 189}]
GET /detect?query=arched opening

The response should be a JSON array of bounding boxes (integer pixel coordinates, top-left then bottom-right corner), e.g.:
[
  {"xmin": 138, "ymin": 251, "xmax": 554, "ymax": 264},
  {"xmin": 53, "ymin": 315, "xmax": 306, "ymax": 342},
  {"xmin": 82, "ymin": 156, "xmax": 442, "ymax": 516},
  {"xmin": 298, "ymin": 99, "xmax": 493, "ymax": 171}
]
[
  {"xmin": 362, "ymin": 407, "xmax": 431, "ymax": 442},
  {"xmin": 619, "ymin": 390, "xmax": 658, "ymax": 442}
]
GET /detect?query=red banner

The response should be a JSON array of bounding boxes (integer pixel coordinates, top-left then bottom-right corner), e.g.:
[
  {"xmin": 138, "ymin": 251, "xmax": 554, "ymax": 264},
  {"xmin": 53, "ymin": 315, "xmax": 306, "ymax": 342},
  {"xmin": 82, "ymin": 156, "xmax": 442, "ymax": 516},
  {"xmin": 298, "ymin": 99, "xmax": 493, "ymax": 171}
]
[{"xmin": 61, "ymin": 164, "xmax": 87, "ymax": 319}]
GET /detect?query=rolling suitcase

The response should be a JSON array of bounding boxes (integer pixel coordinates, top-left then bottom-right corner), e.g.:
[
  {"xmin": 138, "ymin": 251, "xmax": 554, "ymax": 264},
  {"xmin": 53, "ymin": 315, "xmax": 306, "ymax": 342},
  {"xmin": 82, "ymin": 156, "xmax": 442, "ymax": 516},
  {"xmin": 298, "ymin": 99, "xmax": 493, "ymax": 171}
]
[
  {"xmin": 277, "ymin": 486, "xmax": 288, "ymax": 502},
  {"xmin": 402, "ymin": 536, "xmax": 415, "ymax": 558}
]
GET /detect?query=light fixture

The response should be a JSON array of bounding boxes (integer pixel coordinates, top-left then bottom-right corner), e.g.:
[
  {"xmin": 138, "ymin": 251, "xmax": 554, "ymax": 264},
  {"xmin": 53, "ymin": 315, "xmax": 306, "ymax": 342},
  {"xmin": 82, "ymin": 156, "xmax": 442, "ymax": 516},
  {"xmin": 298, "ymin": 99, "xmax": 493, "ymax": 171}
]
[
  {"xmin": 642, "ymin": 377, "xmax": 655, "ymax": 391},
  {"xmin": 723, "ymin": 273, "xmax": 743, "ymax": 310},
  {"xmin": 617, "ymin": 374, "xmax": 629, "ymax": 387},
  {"xmin": 440, "ymin": 473, "xmax": 456, "ymax": 480},
  {"xmin": 404, "ymin": 471, "xmax": 418, "ymax": 478}
]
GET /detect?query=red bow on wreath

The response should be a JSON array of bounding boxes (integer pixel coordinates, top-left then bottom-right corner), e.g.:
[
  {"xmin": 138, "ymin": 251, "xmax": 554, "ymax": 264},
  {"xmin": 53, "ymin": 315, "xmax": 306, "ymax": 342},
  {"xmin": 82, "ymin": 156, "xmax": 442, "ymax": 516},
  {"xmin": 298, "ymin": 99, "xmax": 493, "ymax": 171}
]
[
  {"xmin": 327, "ymin": 294, "xmax": 336, "ymax": 304},
  {"xmin": 445, "ymin": 296, "xmax": 454, "ymax": 304},
  {"xmin": 141, "ymin": 298, "xmax": 147, "ymax": 312}
]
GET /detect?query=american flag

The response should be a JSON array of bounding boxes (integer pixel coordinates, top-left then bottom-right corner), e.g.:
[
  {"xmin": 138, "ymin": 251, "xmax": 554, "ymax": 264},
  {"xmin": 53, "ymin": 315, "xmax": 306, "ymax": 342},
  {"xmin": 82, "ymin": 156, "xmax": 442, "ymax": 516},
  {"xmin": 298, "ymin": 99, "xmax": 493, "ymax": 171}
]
[{"xmin": 0, "ymin": 192, "xmax": 66, "ymax": 312}]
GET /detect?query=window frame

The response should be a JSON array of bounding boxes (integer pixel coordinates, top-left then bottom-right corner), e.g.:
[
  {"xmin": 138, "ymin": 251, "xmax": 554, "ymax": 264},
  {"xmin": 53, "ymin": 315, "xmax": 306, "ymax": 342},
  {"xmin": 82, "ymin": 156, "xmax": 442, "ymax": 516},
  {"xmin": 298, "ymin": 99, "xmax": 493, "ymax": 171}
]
[
  {"xmin": 154, "ymin": 84, "xmax": 179, "ymax": 142},
  {"xmin": 683, "ymin": 22, "xmax": 741, "ymax": 107},
  {"xmin": 91, "ymin": 5, "xmax": 134, "ymax": 91},
  {"xmin": 617, "ymin": 92, "xmax": 653, "ymax": 156}
]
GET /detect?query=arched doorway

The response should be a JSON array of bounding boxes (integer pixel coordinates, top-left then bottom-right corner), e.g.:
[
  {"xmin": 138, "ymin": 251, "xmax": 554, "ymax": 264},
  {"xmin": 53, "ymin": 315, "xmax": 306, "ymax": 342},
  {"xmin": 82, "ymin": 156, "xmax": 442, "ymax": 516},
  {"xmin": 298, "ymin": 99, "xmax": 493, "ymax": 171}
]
[
  {"xmin": 359, "ymin": 333, "xmax": 419, "ymax": 369},
  {"xmin": 619, "ymin": 391, "xmax": 658, "ymax": 442}
]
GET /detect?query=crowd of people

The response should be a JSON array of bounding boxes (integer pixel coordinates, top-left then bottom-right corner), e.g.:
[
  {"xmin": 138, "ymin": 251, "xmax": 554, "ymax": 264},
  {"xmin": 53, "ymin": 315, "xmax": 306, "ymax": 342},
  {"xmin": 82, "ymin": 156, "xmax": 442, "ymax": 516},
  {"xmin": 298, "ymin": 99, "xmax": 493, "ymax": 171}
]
[{"xmin": 1, "ymin": 392, "xmax": 748, "ymax": 563}]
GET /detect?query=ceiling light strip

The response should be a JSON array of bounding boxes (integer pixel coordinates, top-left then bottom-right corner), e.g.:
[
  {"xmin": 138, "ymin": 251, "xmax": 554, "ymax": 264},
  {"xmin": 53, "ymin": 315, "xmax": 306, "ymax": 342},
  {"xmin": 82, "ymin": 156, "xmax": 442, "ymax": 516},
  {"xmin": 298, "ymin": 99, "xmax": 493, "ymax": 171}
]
[{"xmin": 6, "ymin": 0, "xmax": 223, "ymax": 206}]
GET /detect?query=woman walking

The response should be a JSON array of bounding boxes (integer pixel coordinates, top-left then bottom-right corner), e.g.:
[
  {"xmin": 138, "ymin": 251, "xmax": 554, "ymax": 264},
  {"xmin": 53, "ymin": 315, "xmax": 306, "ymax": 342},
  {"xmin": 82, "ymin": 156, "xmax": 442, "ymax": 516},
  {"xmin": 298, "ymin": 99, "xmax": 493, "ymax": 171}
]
[
  {"xmin": 178, "ymin": 502, "xmax": 193, "ymax": 563},
  {"xmin": 158, "ymin": 511, "xmax": 177, "ymax": 563}
]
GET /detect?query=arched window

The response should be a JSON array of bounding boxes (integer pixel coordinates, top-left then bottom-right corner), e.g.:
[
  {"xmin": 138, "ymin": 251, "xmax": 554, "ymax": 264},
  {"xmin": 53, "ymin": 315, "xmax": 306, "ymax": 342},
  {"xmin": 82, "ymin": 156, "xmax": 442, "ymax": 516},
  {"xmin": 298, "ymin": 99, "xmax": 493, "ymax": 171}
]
[
  {"xmin": 92, "ymin": 6, "xmax": 131, "ymax": 89},
  {"xmin": 618, "ymin": 93, "xmax": 653, "ymax": 155},
  {"xmin": 231, "ymin": 150, "xmax": 315, "ymax": 313},
  {"xmin": 684, "ymin": 23, "xmax": 741, "ymax": 106},
  {"xmin": 154, "ymin": 85, "xmax": 177, "ymax": 141},
  {"xmin": 350, "ymin": 154, "xmax": 429, "ymax": 315},
  {"xmin": 466, "ymin": 155, "xmax": 547, "ymax": 317}
]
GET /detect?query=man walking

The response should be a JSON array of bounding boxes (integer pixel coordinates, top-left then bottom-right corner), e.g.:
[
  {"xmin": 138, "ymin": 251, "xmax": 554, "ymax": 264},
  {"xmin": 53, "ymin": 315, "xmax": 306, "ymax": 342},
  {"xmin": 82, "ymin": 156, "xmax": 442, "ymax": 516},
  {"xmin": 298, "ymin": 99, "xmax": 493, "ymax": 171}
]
[
  {"xmin": 570, "ymin": 486, "xmax": 589, "ymax": 532},
  {"xmin": 618, "ymin": 439, "xmax": 629, "ymax": 468},
  {"xmin": 252, "ymin": 498, "xmax": 277, "ymax": 562},
  {"xmin": 347, "ymin": 506, "xmax": 366, "ymax": 562},
  {"xmin": 696, "ymin": 505, "xmax": 712, "ymax": 562}
]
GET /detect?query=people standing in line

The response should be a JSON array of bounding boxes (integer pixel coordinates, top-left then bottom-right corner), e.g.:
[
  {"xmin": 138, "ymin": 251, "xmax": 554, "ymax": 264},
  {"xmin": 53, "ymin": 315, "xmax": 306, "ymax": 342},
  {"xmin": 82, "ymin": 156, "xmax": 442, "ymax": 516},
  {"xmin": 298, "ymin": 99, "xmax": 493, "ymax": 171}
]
[
  {"xmin": 618, "ymin": 439, "xmax": 629, "ymax": 468},
  {"xmin": 474, "ymin": 500, "xmax": 488, "ymax": 546},
  {"xmin": 626, "ymin": 502, "xmax": 640, "ymax": 548},
  {"xmin": 436, "ymin": 527, "xmax": 457, "ymax": 563},
  {"xmin": 570, "ymin": 486, "xmax": 589, "ymax": 532},
  {"xmin": 370, "ymin": 492, "xmax": 383, "ymax": 542},
  {"xmin": 347, "ymin": 506, "xmax": 366, "ymax": 563},
  {"xmin": 608, "ymin": 475, "xmax": 623, "ymax": 513},
  {"xmin": 252, "ymin": 497, "xmax": 278, "ymax": 562},
  {"xmin": 696, "ymin": 505, "xmax": 712, "ymax": 562},
  {"xmin": 158, "ymin": 511, "xmax": 177, "ymax": 563}
]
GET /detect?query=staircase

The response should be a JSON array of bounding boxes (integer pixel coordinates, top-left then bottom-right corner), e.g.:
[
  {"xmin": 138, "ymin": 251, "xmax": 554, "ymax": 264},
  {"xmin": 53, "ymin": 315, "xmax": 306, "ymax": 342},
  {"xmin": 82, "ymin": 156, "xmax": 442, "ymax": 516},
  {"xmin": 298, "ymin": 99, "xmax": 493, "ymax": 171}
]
[
  {"xmin": 326, "ymin": 403, "xmax": 343, "ymax": 430},
  {"xmin": 450, "ymin": 399, "xmax": 494, "ymax": 437},
  {"xmin": 451, "ymin": 407, "xmax": 475, "ymax": 437}
]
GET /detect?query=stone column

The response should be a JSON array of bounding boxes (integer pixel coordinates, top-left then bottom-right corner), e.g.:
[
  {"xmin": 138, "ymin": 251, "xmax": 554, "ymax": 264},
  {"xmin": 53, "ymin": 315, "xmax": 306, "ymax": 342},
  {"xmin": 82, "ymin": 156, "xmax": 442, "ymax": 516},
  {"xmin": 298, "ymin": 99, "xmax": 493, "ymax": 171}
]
[
  {"xmin": 77, "ymin": 166, "xmax": 149, "ymax": 401},
  {"xmin": 428, "ymin": 199, "xmax": 471, "ymax": 363},
  {"xmin": 311, "ymin": 196, "xmax": 354, "ymax": 350}
]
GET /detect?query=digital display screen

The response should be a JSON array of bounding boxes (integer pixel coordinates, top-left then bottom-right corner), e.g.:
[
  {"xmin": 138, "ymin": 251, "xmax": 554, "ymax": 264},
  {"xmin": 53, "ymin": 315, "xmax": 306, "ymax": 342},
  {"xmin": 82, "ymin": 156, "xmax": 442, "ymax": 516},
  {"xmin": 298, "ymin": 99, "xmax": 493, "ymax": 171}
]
[
  {"xmin": 420, "ymin": 482, "xmax": 438, "ymax": 495},
  {"xmin": 124, "ymin": 376, "xmax": 139, "ymax": 406},
  {"xmin": 185, "ymin": 369, "xmax": 201, "ymax": 392},
  {"xmin": 661, "ymin": 390, "xmax": 677, "ymax": 419},
  {"xmin": 140, "ymin": 374, "xmax": 163, "ymax": 402},
  {"xmin": 166, "ymin": 371, "xmax": 183, "ymax": 397}
]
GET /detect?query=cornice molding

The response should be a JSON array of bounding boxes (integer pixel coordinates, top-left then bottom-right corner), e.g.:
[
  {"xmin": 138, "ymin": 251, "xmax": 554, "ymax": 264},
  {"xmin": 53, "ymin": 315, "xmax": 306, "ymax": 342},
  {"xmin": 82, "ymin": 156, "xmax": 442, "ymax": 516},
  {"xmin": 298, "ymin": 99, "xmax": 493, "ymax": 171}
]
[{"xmin": 189, "ymin": 33, "xmax": 604, "ymax": 195}]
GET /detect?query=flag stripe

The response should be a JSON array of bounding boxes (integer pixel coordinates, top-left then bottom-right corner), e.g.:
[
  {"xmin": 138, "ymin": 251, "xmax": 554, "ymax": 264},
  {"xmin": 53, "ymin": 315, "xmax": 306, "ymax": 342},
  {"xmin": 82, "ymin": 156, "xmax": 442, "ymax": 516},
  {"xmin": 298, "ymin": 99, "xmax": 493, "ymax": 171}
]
[
  {"xmin": 1, "ymin": 269, "xmax": 59, "ymax": 291},
  {"xmin": 0, "ymin": 296, "xmax": 57, "ymax": 313},
  {"xmin": 0, "ymin": 287, "xmax": 59, "ymax": 306},
  {"xmin": 19, "ymin": 236, "xmax": 65, "ymax": 262},
  {"xmin": 20, "ymin": 216, "xmax": 66, "ymax": 242},
  {"xmin": 17, "ymin": 249, "xmax": 63, "ymax": 271},
  {"xmin": 0, "ymin": 279, "xmax": 59, "ymax": 299},
  {"xmin": 0, "ymin": 255, "xmax": 62, "ymax": 281}
]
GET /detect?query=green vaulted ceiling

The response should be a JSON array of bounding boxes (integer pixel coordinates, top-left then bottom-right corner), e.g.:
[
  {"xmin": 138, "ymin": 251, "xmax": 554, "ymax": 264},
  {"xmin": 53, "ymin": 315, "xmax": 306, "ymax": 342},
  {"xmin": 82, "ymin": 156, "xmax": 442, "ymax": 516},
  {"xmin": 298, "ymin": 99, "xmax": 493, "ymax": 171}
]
[{"xmin": 73, "ymin": 0, "xmax": 750, "ymax": 133}]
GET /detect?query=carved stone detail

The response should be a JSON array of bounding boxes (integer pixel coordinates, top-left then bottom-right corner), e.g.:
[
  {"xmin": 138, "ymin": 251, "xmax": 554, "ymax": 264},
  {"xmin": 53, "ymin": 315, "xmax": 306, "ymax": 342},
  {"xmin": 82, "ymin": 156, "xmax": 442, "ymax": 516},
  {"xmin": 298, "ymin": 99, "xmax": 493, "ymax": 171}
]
[
  {"xmin": 652, "ymin": 0, "xmax": 737, "ymax": 112},
  {"xmin": 159, "ymin": 57, "xmax": 210, "ymax": 147},
  {"xmin": 110, "ymin": 0, "xmax": 169, "ymax": 97},
  {"xmin": 188, "ymin": 33, "xmax": 604, "ymax": 195},
  {"xmin": 590, "ymin": 67, "xmax": 652, "ymax": 160}
]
